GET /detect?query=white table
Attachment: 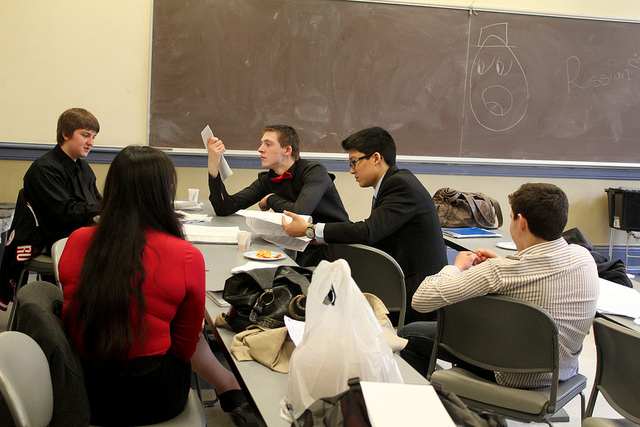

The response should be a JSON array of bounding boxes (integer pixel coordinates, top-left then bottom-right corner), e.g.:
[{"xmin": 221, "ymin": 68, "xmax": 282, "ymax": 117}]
[{"xmin": 194, "ymin": 208, "xmax": 431, "ymax": 426}]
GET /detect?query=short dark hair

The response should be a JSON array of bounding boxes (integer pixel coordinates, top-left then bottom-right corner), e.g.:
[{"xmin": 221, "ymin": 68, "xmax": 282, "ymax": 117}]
[
  {"xmin": 56, "ymin": 108, "xmax": 100, "ymax": 144},
  {"xmin": 341, "ymin": 126, "xmax": 396, "ymax": 166},
  {"xmin": 509, "ymin": 183, "xmax": 569, "ymax": 241},
  {"xmin": 263, "ymin": 125, "xmax": 300, "ymax": 160}
]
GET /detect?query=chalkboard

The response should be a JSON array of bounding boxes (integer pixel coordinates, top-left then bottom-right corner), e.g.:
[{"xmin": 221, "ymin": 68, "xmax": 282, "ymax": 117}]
[{"xmin": 149, "ymin": 0, "xmax": 640, "ymax": 163}]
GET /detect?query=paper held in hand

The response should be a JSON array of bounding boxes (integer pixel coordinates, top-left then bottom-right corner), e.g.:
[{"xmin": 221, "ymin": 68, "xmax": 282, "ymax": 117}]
[
  {"xmin": 201, "ymin": 125, "xmax": 233, "ymax": 181},
  {"xmin": 237, "ymin": 210, "xmax": 311, "ymax": 251}
]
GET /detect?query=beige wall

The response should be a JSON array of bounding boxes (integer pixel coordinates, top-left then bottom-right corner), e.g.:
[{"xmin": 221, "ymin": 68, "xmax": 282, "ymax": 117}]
[{"xmin": 2, "ymin": 1, "xmax": 640, "ymax": 247}]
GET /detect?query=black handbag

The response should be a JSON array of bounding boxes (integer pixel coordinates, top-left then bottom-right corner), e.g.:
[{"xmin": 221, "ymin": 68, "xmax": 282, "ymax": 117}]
[
  {"xmin": 433, "ymin": 188, "xmax": 503, "ymax": 229},
  {"xmin": 222, "ymin": 266, "xmax": 313, "ymax": 333}
]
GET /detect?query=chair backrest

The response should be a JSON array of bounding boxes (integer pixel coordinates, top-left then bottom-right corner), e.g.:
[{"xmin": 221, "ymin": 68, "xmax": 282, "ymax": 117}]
[
  {"xmin": 427, "ymin": 295, "xmax": 561, "ymax": 407},
  {"xmin": 586, "ymin": 318, "xmax": 640, "ymax": 422},
  {"xmin": 51, "ymin": 237, "xmax": 68, "ymax": 289},
  {"xmin": 0, "ymin": 331, "xmax": 54, "ymax": 427},
  {"xmin": 322, "ymin": 243, "xmax": 406, "ymax": 328}
]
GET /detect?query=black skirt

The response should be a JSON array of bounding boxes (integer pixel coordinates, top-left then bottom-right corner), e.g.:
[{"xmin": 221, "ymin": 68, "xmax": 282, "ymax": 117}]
[{"xmin": 83, "ymin": 351, "xmax": 191, "ymax": 426}]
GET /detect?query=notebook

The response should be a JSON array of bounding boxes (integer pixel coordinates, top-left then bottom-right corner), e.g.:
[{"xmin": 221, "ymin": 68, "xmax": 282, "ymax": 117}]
[{"xmin": 442, "ymin": 227, "xmax": 502, "ymax": 238}]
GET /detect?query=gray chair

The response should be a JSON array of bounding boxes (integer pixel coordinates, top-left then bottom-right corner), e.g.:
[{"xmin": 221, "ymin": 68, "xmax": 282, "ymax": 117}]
[
  {"xmin": 0, "ymin": 331, "xmax": 54, "ymax": 427},
  {"xmin": 51, "ymin": 237, "xmax": 68, "ymax": 289},
  {"xmin": 427, "ymin": 294, "xmax": 587, "ymax": 425},
  {"xmin": 582, "ymin": 318, "xmax": 640, "ymax": 426},
  {"xmin": 312, "ymin": 243, "xmax": 406, "ymax": 328},
  {"xmin": 6, "ymin": 253, "xmax": 54, "ymax": 330}
]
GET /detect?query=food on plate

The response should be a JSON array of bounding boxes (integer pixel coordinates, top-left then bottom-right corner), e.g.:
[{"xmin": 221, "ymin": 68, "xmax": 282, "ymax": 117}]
[{"xmin": 255, "ymin": 250, "xmax": 282, "ymax": 259}]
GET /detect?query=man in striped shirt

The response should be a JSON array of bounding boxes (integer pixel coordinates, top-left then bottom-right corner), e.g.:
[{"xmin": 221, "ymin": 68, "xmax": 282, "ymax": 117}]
[{"xmin": 398, "ymin": 183, "xmax": 600, "ymax": 388}]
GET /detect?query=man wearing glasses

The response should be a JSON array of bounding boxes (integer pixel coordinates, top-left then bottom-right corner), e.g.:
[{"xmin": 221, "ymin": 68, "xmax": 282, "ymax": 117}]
[{"xmin": 282, "ymin": 126, "xmax": 447, "ymax": 323}]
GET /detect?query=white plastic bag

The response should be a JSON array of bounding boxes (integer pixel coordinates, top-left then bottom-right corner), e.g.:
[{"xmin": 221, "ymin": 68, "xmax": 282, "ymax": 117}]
[{"xmin": 280, "ymin": 259, "xmax": 403, "ymax": 421}]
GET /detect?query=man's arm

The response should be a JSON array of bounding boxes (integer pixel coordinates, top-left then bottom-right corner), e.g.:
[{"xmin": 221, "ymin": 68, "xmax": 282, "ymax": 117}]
[
  {"xmin": 24, "ymin": 163, "xmax": 99, "ymax": 228},
  {"xmin": 208, "ymin": 174, "xmax": 267, "ymax": 216},
  {"xmin": 206, "ymin": 137, "xmax": 224, "ymax": 179},
  {"xmin": 265, "ymin": 163, "xmax": 332, "ymax": 214},
  {"xmin": 411, "ymin": 250, "xmax": 504, "ymax": 314},
  {"xmin": 322, "ymin": 175, "xmax": 417, "ymax": 244}
]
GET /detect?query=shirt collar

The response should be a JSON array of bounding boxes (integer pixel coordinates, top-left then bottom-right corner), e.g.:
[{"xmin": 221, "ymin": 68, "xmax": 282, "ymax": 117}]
[
  {"xmin": 511, "ymin": 237, "xmax": 568, "ymax": 258},
  {"xmin": 373, "ymin": 170, "xmax": 387, "ymax": 198}
]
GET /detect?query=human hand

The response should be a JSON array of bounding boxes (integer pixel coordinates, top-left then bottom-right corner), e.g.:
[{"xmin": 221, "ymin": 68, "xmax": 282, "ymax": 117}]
[
  {"xmin": 259, "ymin": 193, "xmax": 274, "ymax": 211},
  {"xmin": 453, "ymin": 251, "xmax": 478, "ymax": 272},
  {"xmin": 281, "ymin": 210, "xmax": 309, "ymax": 237},
  {"xmin": 474, "ymin": 248, "xmax": 501, "ymax": 265},
  {"xmin": 207, "ymin": 137, "xmax": 226, "ymax": 178}
]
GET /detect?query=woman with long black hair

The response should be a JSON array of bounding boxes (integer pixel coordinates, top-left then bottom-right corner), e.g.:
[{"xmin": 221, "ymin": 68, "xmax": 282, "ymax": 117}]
[{"xmin": 60, "ymin": 145, "xmax": 244, "ymax": 425}]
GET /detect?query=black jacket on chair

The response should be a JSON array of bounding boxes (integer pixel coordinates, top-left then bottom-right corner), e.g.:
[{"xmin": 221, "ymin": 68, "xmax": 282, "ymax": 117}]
[{"xmin": 14, "ymin": 281, "xmax": 91, "ymax": 427}]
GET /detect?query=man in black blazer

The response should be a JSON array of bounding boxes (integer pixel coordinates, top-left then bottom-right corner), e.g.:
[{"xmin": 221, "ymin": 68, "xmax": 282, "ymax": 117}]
[
  {"xmin": 207, "ymin": 124, "xmax": 348, "ymax": 225},
  {"xmin": 282, "ymin": 126, "xmax": 448, "ymax": 323}
]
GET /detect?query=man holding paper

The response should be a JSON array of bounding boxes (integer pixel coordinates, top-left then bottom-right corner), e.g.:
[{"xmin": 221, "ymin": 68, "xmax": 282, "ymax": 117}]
[
  {"xmin": 281, "ymin": 126, "xmax": 448, "ymax": 324},
  {"xmin": 208, "ymin": 125, "xmax": 348, "ymax": 263},
  {"xmin": 207, "ymin": 125, "xmax": 348, "ymax": 224}
]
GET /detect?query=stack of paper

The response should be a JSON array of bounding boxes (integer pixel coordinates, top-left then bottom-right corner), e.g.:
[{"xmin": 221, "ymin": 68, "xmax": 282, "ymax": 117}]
[
  {"xmin": 183, "ymin": 224, "xmax": 239, "ymax": 244},
  {"xmin": 597, "ymin": 278, "xmax": 640, "ymax": 318},
  {"xmin": 237, "ymin": 210, "xmax": 311, "ymax": 251}
]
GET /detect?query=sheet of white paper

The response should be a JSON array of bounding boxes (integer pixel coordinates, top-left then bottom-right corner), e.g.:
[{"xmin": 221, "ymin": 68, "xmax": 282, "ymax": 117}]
[
  {"xmin": 231, "ymin": 261, "xmax": 276, "ymax": 273},
  {"xmin": 284, "ymin": 315, "xmax": 305, "ymax": 346},
  {"xmin": 237, "ymin": 210, "xmax": 311, "ymax": 251},
  {"xmin": 183, "ymin": 224, "xmax": 239, "ymax": 244},
  {"xmin": 174, "ymin": 200, "xmax": 203, "ymax": 211},
  {"xmin": 597, "ymin": 278, "xmax": 640, "ymax": 318},
  {"xmin": 237, "ymin": 209, "xmax": 311, "ymax": 225},
  {"xmin": 201, "ymin": 125, "xmax": 233, "ymax": 181},
  {"xmin": 207, "ymin": 291, "xmax": 230, "ymax": 308},
  {"xmin": 360, "ymin": 382, "xmax": 455, "ymax": 427}
]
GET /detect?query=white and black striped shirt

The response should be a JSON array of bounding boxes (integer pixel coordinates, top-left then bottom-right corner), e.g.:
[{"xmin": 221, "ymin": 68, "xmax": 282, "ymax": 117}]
[{"xmin": 412, "ymin": 238, "xmax": 600, "ymax": 388}]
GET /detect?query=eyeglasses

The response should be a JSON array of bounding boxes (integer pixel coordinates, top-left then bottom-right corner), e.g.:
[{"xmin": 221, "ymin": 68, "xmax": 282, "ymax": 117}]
[{"xmin": 348, "ymin": 154, "xmax": 372, "ymax": 170}]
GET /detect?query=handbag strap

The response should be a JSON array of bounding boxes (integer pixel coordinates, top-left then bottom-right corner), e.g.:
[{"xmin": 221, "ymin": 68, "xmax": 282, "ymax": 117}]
[{"xmin": 459, "ymin": 192, "xmax": 503, "ymax": 229}]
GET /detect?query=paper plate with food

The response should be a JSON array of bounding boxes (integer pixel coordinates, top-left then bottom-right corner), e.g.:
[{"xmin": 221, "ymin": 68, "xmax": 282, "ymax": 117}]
[{"xmin": 244, "ymin": 250, "xmax": 286, "ymax": 261}]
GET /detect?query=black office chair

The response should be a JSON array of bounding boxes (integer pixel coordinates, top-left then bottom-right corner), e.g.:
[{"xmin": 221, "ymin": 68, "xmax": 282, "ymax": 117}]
[
  {"xmin": 427, "ymin": 294, "xmax": 587, "ymax": 425},
  {"xmin": 583, "ymin": 318, "xmax": 640, "ymax": 426}
]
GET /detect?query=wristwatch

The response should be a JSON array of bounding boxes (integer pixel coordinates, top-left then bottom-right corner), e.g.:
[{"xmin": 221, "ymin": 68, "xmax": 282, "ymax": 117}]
[{"xmin": 305, "ymin": 223, "xmax": 316, "ymax": 239}]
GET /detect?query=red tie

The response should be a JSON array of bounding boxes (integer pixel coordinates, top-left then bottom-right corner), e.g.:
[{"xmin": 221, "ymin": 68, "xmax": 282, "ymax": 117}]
[{"xmin": 271, "ymin": 171, "xmax": 293, "ymax": 183}]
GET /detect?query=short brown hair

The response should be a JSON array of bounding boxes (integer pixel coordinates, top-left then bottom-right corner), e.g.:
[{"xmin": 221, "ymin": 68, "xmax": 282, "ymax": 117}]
[
  {"xmin": 263, "ymin": 125, "xmax": 300, "ymax": 160},
  {"xmin": 57, "ymin": 108, "xmax": 100, "ymax": 144},
  {"xmin": 509, "ymin": 183, "xmax": 568, "ymax": 241}
]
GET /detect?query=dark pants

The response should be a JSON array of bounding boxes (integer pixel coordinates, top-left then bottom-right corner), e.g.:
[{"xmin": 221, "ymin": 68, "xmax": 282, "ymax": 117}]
[{"xmin": 84, "ymin": 351, "xmax": 191, "ymax": 426}]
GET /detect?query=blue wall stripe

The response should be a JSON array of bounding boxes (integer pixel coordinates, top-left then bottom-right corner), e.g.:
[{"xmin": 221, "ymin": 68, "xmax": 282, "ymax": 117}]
[{"xmin": 3, "ymin": 142, "xmax": 640, "ymax": 180}]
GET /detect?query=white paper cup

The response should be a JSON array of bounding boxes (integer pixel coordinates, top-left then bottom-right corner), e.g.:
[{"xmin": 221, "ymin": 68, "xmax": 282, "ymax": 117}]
[
  {"xmin": 188, "ymin": 188, "xmax": 199, "ymax": 202},
  {"xmin": 238, "ymin": 231, "xmax": 252, "ymax": 251}
]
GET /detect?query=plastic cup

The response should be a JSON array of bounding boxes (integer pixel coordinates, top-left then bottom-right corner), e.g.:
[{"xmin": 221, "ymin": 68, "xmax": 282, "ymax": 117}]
[
  {"xmin": 188, "ymin": 188, "xmax": 199, "ymax": 202},
  {"xmin": 238, "ymin": 231, "xmax": 252, "ymax": 251}
]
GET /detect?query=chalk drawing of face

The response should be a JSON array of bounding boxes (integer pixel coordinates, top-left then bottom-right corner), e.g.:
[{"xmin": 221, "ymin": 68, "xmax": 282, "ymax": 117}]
[{"xmin": 469, "ymin": 23, "xmax": 529, "ymax": 132}]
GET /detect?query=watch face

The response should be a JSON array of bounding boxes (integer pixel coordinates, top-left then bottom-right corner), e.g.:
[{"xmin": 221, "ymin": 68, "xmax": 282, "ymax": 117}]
[{"xmin": 305, "ymin": 226, "xmax": 315, "ymax": 239}]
